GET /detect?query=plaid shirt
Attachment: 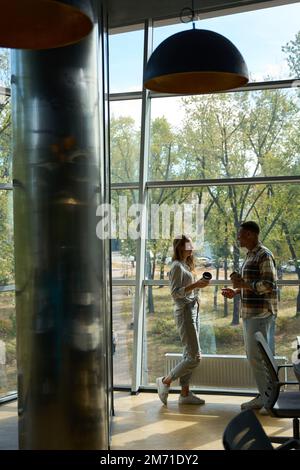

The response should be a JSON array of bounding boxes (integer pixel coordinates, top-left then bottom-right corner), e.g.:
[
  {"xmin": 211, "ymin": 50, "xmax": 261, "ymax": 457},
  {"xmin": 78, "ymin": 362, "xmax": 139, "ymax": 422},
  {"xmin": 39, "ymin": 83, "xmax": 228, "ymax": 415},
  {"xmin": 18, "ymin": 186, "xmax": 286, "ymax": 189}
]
[{"xmin": 240, "ymin": 242, "xmax": 278, "ymax": 319}]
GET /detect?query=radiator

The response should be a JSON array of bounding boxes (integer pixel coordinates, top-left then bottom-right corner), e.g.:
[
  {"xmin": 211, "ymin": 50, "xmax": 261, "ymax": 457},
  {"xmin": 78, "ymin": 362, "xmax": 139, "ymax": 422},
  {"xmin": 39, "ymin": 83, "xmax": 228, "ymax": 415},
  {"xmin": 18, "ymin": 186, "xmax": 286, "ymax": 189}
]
[{"xmin": 165, "ymin": 353, "xmax": 287, "ymax": 391}]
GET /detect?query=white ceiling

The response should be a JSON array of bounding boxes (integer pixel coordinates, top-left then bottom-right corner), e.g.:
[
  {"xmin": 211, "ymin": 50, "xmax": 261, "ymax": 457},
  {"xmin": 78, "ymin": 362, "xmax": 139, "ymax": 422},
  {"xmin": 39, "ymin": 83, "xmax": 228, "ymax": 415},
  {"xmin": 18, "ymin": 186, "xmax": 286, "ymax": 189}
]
[{"xmin": 107, "ymin": 0, "xmax": 298, "ymax": 29}]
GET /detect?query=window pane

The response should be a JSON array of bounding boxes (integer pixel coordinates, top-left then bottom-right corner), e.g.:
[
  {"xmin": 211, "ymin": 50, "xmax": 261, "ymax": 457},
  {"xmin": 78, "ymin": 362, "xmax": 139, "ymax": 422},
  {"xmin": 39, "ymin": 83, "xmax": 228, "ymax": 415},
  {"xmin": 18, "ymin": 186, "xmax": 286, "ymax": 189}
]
[
  {"xmin": 0, "ymin": 48, "xmax": 10, "ymax": 88},
  {"xmin": 110, "ymin": 100, "xmax": 141, "ymax": 184},
  {"xmin": 277, "ymin": 285, "xmax": 300, "ymax": 382},
  {"xmin": 0, "ymin": 190, "xmax": 14, "ymax": 285},
  {"xmin": 142, "ymin": 285, "xmax": 298, "ymax": 389},
  {"xmin": 149, "ymin": 88, "xmax": 300, "ymax": 180},
  {"xmin": 146, "ymin": 184, "xmax": 300, "ymax": 282},
  {"xmin": 143, "ymin": 286, "xmax": 244, "ymax": 389},
  {"xmin": 112, "ymin": 286, "xmax": 135, "ymax": 386},
  {"xmin": 111, "ymin": 189, "xmax": 138, "ymax": 279},
  {"xmin": 0, "ymin": 93, "xmax": 11, "ymax": 184},
  {"xmin": 109, "ymin": 28, "xmax": 144, "ymax": 93},
  {"xmin": 154, "ymin": 2, "xmax": 300, "ymax": 81},
  {"xmin": 143, "ymin": 286, "xmax": 179, "ymax": 386},
  {"xmin": 0, "ymin": 292, "xmax": 16, "ymax": 398}
]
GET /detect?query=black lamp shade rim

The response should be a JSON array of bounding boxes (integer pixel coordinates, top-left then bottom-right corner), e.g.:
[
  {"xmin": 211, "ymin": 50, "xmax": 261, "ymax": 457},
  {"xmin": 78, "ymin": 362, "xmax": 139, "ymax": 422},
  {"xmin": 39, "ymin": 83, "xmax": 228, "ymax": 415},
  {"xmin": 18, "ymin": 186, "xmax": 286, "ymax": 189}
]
[{"xmin": 144, "ymin": 70, "xmax": 249, "ymax": 94}]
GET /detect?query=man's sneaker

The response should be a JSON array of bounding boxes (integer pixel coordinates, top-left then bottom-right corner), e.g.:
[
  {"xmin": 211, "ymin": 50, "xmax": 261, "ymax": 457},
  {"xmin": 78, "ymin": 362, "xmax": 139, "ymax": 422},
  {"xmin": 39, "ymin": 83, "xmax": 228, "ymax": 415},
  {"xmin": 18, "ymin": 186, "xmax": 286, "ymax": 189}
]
[
  {"xmin": 178, "ymin": 392, "xmax": 205, "ymax": 405},
  {"xmin": 241, "ymin": 395, "xmax": 263, "ymax": 410},
  {"xmin": 156, "ymin": 377, "xmax": 169, "ymax": 405},
  {"xmin": 259, "ymin": 407, "xmax": 269, "ymax": 416}
]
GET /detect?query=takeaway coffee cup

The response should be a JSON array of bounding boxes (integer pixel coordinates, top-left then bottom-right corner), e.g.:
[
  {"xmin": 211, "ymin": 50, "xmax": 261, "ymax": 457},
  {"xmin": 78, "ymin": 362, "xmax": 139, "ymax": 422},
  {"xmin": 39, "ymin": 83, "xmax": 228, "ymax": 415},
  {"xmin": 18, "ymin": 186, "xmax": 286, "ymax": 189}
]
[
  {"xmin": 230, "ymin": 271, "xmax": 241, "ymax": 280},
  {"xmin": 202, "ymin": 272, "xmax": 212, "ymax": 281},
  {"xmin": 230, "ymin": 271, "xmax": 242, "ymax": 287}
]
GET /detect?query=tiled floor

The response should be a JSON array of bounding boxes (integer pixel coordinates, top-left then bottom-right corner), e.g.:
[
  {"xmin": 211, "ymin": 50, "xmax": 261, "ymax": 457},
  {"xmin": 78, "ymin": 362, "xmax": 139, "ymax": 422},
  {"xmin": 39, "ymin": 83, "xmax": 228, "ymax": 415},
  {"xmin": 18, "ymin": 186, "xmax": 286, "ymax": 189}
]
[{"xmin": 0, "ymin": 392, "xmax": 296, "ymax": 450}]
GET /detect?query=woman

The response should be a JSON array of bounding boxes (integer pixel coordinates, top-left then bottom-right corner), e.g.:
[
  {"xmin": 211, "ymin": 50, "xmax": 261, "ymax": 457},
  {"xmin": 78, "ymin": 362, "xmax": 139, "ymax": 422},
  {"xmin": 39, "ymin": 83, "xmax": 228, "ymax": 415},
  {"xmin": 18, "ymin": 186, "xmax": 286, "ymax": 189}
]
[{"xmin": 156, "ymin": 235, "xmax": 211, "ymax": 405}]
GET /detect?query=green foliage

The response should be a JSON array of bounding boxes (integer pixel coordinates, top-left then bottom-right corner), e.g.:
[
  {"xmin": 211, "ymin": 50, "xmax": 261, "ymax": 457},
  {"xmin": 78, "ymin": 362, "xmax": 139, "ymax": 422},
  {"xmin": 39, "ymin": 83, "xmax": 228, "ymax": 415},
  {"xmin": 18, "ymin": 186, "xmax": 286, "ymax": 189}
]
[
  {"xmin": 280, "ymin": 287, "xmax": 299, "ymax": 302},
  {"xmin": 0, "ymin": 317, "xmax": 14, "ymax": 339},
  {"xmin": 276, "ymin": 316, "xmax": 290, "ymax": 333},
  {"xmin": 150, "ymin": 317, "xmax": 180, "ymax": 344},
  {"xmin": 282, "ymin": 31, "xmax": 300, "ymax": 78},
  {"xmin": 0, "ymin": 49, "xmax": 13, "ymax": 286},
  {"xmin": 0, "ymin": 48, "xmax": 11, "ymax": 184},
  {"xmin": 9, "ymin": 311, "xmax": 16, "ymax": 337},
  {"xmin": 213, "ymin": 325, "xmax": 244, "ymax": 347},
  {"xmin": 110, "ymin": 115, "xmax": 140, "ymax": 183},
  {"xmin": 5, "ymin": 339, "xmax": 16, "ymax": 366},
  {"xmin": 0, "ymin": 49, "xmax": 10, "ymax": 88},
  {"xmin": 0, "ymin": 191, "xmax": 14, "ymax": 285}
]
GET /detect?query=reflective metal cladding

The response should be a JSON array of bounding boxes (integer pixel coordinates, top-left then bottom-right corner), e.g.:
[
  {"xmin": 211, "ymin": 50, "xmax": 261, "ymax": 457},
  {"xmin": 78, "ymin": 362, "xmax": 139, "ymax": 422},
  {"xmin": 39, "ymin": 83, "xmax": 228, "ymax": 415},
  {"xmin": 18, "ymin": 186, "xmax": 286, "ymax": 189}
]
[{"xmin": 11, "ymin": 3, "xmax": 109, "ymax": 449}]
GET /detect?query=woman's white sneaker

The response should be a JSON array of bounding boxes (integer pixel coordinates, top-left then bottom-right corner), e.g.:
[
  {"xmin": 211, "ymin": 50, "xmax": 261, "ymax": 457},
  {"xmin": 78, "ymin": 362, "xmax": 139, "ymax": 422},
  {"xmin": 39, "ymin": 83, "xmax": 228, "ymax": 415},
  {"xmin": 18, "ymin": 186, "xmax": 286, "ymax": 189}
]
[{"xmin": 156, "ymin": 377, "xmax": 169, "ymax": 405}]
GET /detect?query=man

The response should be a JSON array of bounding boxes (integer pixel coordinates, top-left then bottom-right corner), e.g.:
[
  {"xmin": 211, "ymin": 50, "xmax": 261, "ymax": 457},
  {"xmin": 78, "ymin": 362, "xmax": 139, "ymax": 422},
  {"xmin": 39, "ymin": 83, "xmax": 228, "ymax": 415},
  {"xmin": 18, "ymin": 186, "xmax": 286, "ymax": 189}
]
[{"xmin": 222, "ymin": 221, "xmax": 278, "ymax": 411}]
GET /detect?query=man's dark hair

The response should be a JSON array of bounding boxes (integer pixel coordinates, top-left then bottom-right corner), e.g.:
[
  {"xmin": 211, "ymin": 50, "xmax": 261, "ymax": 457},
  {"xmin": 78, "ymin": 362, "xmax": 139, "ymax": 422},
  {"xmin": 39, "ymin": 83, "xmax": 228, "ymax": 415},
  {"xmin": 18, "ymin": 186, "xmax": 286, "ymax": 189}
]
[{"xmin": 240, "ymin": 221, "xmax": 260, "ymax": 235}]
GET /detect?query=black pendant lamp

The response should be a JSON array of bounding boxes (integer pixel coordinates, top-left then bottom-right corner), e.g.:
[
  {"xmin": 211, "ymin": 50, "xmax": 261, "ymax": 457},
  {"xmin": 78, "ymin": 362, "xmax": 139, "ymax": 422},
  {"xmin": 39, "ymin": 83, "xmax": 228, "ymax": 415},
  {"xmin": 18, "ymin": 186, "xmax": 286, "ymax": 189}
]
[
  {"xmin": 144, "ymin": 5, "xmax": 249, "ymax": 94},
  {"xmin": 0, "ymin": 0, "xmax": 93, "ymax": 49}
]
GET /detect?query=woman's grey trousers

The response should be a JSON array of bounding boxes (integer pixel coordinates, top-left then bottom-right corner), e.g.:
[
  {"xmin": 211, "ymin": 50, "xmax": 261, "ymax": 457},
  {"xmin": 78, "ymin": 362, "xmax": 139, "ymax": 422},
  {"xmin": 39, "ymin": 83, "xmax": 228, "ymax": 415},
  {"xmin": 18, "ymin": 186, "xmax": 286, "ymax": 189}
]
[{"xmin": 169, "ymin": 301, "xmax": 201, "ymax": 386}]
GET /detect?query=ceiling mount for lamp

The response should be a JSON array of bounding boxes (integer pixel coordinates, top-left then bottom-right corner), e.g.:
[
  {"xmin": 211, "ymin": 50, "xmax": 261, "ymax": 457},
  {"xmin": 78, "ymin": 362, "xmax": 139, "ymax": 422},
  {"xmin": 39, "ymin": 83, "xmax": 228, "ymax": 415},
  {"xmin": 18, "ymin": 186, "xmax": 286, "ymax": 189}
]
[
  {"xmin": 144, "ymin": 1, "xmax": 249, "ymax": 94},
  {"xmin": 0, "ymin": 0, "xmax": 93, "ymax": 50}
]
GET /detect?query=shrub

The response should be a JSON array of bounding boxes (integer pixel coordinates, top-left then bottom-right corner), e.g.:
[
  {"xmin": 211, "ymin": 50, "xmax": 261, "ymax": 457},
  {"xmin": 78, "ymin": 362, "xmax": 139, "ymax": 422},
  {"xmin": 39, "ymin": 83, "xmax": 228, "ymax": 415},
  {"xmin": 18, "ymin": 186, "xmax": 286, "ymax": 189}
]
[
  {"xmin": 150, "ymin": 317, "xmax": 179, "ymax": 344},
  {"xmin": 214, "ymin": 325, "xmax": 243, "ymax": 346},
  {"xmin": 0, "ymin": 318, "xmax": 13, "ymax": 339}
]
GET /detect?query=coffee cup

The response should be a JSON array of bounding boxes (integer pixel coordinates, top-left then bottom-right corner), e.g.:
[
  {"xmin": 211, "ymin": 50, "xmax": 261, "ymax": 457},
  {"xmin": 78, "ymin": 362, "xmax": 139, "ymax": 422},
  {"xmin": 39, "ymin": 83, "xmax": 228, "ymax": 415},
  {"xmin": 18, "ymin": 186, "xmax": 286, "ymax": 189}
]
[
  {"xmin": 202, "ymin": 272, "xmax": 212, "ymax": 280},
  {"xmin": 230, "ymin": 271, "xmax": 241, "ymax": 280}
]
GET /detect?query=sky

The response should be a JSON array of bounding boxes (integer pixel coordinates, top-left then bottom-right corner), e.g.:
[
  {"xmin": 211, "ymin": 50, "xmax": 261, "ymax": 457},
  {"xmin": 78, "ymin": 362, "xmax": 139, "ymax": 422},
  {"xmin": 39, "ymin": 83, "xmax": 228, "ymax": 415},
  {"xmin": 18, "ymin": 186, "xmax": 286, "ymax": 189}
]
[{"xmin": 109, "ymin": 1, "xmax": 300, "ymax": 127}]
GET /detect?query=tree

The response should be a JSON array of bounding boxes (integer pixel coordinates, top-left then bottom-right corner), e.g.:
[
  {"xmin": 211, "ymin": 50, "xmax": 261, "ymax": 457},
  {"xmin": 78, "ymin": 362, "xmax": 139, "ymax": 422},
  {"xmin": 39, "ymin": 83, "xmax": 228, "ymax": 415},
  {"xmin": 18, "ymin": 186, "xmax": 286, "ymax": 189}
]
[
  {"xmin": 110, "ymin": 116, "xmax": 139, "ymax": 280},
  {"xmin": 110, "ymin": 115, "xmax": 140, "ymax": 184},
  {"xmin": 0, "ymin": 48, "xmax": 13, "ymax": 285},
  {"xmin": 282, "ymin": 31, "xmax": 300, "ymax": 78},
  {"xmin": 110, "ymin": 60, "xmax": 300, "ymax": 321},
  {"xmin": 179, "ymin": 87, "xmax": 300, "ymax": 323},
  {"xmin": 147, "ymin": 117, "xmax": 191, "ymax": 313}
]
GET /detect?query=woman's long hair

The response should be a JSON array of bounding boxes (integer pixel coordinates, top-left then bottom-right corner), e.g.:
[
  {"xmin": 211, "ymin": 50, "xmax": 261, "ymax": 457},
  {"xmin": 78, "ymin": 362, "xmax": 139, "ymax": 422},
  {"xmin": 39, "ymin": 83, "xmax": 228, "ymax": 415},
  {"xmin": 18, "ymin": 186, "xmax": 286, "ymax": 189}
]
[{"xmin": 172, "ymin": 234, "xmax": 195, "ymax": 273}]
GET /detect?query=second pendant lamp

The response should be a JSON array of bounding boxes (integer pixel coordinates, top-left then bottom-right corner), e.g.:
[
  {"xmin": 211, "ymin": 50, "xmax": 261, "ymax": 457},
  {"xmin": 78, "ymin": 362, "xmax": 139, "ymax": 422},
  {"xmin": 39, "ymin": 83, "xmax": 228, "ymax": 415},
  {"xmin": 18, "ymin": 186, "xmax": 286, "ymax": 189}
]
[
  {"xmin": 0, "ymin": 0, "xmax": 93, "ymax": 50},
  {"xmin": 144, "ymin": 8, "xmax": 249, "ymax": 94}
]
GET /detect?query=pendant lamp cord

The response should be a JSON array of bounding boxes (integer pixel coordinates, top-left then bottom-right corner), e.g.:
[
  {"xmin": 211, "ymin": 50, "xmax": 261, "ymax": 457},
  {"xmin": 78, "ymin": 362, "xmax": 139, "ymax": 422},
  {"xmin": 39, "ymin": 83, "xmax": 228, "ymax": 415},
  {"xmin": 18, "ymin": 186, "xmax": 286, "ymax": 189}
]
[
  {"xmin": 192, "ymin": 0, "xmax": 196, "ymax": 29},
  {"xmin": 180, "ymin": 0, "xmax": 196, "ymax": 28}
]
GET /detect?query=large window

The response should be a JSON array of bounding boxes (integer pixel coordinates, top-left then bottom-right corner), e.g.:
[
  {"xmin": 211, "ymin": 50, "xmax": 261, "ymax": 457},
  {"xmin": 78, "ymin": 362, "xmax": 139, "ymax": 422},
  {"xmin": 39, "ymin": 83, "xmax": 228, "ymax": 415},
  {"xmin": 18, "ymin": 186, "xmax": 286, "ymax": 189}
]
[
  {"xmin": 143, "ymin": 283, "xmax": 299, "ymax": 387},
  {"xmin": 109, "ymin": 1, "xmax": 300, "ymax": 390},
  {"xmin": 146, "ymin": 184, "xmax": 300, "ymax": 283},
  {"xmin": 0, "ymin": 48, "xmax": 16, "ymax": 399},
  {"xmin": 149, "ymin": 89, "xmax": 300, "ymax": 180}
]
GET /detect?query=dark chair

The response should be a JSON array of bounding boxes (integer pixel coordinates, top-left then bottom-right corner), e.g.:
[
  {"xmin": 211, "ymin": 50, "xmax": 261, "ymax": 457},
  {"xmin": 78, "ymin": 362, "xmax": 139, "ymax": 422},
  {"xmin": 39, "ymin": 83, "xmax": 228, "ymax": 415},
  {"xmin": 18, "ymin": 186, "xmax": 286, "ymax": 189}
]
[
  {"xmin": 293, "ymin": 336, "xmax": 300, "ymax": 386},
  {"xmin": 294, "ymin": 360, "xmax": 300, "ymax": 385},
  {"xmin": 223, "ymin": 409, "xmax": 298, "ymax": 450},
  {"xmin": 255, "ymin": 331, "xmax": 300, "ymax": 445}
]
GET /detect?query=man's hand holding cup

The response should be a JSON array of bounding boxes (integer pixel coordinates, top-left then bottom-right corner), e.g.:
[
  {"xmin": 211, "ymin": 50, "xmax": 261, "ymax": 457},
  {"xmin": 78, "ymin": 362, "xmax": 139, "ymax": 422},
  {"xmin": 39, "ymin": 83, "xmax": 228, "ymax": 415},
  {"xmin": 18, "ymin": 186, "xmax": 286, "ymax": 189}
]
[
  {"xmin": 229, "ymin": 271, "xmax": 243, "ymax": 288},
  {"xmin": 221, "ymin": 272, "xmax": 242, "ymax": 299}
]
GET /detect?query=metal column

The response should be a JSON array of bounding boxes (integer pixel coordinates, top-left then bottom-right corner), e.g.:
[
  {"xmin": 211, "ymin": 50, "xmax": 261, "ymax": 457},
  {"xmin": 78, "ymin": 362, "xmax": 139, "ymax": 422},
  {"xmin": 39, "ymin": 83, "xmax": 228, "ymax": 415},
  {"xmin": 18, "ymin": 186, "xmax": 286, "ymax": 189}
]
[{"xmin": 11, "ymin": 1, "xmax": 110, "ymax": 450}]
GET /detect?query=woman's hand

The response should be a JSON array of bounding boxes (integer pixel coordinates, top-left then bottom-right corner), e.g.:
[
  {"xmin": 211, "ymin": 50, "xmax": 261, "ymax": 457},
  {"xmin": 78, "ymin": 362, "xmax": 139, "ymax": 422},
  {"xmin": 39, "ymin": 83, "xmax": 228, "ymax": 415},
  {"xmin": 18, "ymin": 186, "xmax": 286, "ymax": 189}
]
[
  {"xmin": 195, "ymin": 278, "xmax": 210, "ymax": 288},
  {"xmin": 221, "ymin": 288, "xmax": 237, "ymax": 299}
]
